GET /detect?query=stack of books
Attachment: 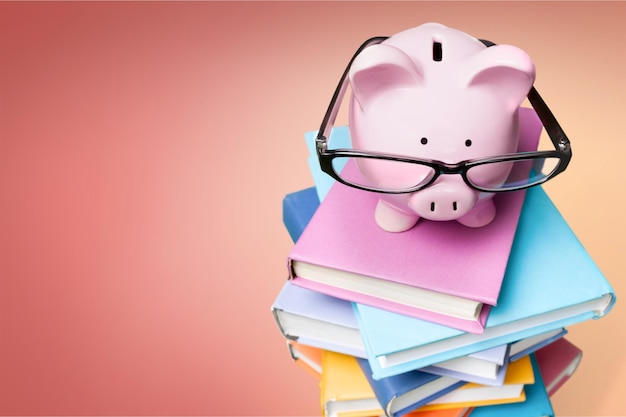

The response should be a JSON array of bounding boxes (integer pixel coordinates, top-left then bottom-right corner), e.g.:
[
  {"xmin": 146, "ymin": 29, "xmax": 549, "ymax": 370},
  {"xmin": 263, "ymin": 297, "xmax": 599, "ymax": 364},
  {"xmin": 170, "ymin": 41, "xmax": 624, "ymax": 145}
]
[{"xmin": 271, "ymin": 109, "xmax": 616, "ymax": 417}]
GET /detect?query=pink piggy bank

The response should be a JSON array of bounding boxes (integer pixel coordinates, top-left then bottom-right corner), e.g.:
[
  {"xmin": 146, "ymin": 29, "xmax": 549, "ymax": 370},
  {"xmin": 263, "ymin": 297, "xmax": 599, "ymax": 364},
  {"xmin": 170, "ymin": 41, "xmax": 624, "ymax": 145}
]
[{"xmin": 347, "ymin": 23, "xmax": 536, "ymax": 232}]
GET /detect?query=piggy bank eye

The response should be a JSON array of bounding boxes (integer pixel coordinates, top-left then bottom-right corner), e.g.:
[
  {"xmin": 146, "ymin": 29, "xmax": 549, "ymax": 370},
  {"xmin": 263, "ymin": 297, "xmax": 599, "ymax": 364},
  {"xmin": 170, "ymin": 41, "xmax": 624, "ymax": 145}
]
[
  {"xmin": 465, "ymin": 139, "xmax": 472, "ymax": 147},
  {"xmin": 420, "ymin": 137, "xmax": 428, "ymax": 145}
]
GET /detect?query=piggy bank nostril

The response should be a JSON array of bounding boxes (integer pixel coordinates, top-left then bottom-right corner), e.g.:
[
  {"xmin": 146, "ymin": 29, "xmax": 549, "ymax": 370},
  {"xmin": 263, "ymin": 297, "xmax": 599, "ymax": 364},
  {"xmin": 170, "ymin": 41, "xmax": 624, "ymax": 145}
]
[
  {"xmin": 430, "ymin": 202, "xmax": 459, "ymax": 212},
  {"xmin": 432, "ymin": 41, "xmax": 443, "ymax": 62}
]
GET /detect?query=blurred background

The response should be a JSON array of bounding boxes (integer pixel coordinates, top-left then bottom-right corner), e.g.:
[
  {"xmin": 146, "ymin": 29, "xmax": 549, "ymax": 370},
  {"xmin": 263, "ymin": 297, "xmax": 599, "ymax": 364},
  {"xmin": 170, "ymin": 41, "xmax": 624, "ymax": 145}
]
[{"xmin": 0, "ymin": 1, "xmax": 624, "ymax": 415}]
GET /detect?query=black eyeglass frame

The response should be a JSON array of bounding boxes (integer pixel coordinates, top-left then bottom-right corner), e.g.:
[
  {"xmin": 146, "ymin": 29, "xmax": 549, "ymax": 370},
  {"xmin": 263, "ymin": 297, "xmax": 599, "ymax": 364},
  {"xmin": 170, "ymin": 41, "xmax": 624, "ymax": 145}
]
[{"xmin": 315, "ymin": 36, "xmax": 572, "ymax": 194}]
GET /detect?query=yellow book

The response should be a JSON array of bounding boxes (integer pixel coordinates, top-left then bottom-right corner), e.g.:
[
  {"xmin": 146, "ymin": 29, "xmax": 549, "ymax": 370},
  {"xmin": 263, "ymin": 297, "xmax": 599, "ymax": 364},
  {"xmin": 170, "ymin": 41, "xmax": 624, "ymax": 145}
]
[
  {"xmin": 416, "ymin": 355, "xmax": 535, "ymax": 411},
  {"xmin": 296, "ymin": 345, "xmax": 470, "ymax": 417},
  {"xmin": 320, "ymin": 351, "xmax": 478, "ymax": 417},
  {"xmin": 320, "ymin": 351, "xmax": 535, "ymax": 417},
  {"xmin": 320, "ymin": 351, "xmax": 383, "ymax": 417}
]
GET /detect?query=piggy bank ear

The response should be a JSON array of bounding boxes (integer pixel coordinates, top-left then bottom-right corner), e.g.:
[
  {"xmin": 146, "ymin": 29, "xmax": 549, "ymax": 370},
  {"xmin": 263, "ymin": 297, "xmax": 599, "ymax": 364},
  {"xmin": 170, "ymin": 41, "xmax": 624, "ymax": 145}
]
[
  {"xmin": 462, "ymin": 45, "xmax": 536, "ymax": 111},
  {"xmin": 349, "ymin": 44, "xmax": 423, "ymax": 110}
]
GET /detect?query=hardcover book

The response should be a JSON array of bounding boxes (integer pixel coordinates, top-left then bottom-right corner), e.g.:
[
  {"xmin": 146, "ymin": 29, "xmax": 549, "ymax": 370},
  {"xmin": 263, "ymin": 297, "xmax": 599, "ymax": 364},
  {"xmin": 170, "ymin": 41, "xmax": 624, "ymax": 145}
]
[
  {"xmin": 534, "ymin": 337, "xmax": 582, "ymax": 396},
  {"xmin": 508, "ymin": 328, "xmax": 567, "ymax": 362},
  {"xmin": 272, "ymin": 281, "xmax": 364, "ymax": 358},
  {"xmin": 406, "ymin": 408, "xmax": 473, "ymax": 417},
  {"xmin": 353, "ymin": 185, "xmax": 615, "ymax": 379},
  {"xmin": 283, "ymin": 185, "xmax": 320, "ymax": 243},
  {"xmin": 320, "ymin": 349, "xmax": 381, "ymax": 417},
  {"xmin": 356, "ymin": 356, "xmax": 466, "ymax": 417},
  {"xmin": 413, "ymin": 355, "xmax": 534, "ymax": 412},
  {"xmin": 290, "ymin": 108, "xmax": 542, "ymax": 334},
  {"xmin": 281, "ymin": 188, "xmax": 570, "ymax": 384},
  {"xmin": 287, "ymin": 340, "xmax": 323, "ymax": 380},
  {"xmin": 418, "ymin": 345, "xmax": 509, "ymax": 387},
  {"xmin": 469, "ymin": 354, "xmax": 554, "ymax": 417},
  {"xmin": 289, "ymin": 344, "xmax": 568, "ymax": 417},
  {"xmin": 319, "ymin": 351, "xmax": 535, "ymax": 417},
  {"xmin": 272, "ymin": 279, "xmax": 509, "ymax": 379},
  {"xmin": 320, "ymin": 350, "xmax": 466, "ymax": 417},
  {"xmin": 358, "ymin": 354, "xmax": 534, "ymax": 417}
]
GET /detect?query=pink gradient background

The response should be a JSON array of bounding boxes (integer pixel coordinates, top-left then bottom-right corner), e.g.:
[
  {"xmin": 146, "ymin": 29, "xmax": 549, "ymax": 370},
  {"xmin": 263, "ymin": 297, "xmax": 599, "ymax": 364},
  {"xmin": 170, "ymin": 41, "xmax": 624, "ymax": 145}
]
[{"xmin": 0, "ymin": 1, "xmax": 624, "ymax": 415}]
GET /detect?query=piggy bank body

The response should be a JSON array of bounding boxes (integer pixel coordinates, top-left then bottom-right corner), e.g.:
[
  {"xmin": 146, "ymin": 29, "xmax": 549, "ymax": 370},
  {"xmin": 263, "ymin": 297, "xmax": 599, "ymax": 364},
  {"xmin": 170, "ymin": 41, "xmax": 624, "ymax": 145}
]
[{"xmin": 348, "ymin": 23, "xmax": 536, "ymax": 232}]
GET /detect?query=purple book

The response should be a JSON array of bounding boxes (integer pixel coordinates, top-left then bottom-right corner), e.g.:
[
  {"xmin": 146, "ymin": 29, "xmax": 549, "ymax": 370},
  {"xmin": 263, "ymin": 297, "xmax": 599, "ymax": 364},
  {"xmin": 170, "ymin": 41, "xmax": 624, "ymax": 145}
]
[
  {"xmin": 271, "ymin": 281, "xmax": 365, "ymax": 358},
  {"xmin": 419, "ymin": 344, "xmax": 510, "ymax": 386}
]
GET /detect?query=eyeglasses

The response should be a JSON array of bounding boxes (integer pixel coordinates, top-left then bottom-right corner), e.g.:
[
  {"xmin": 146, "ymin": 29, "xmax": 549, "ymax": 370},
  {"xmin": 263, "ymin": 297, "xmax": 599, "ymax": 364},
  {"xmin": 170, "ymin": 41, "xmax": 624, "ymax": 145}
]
[{"xmin": 315, "ymin": 36, "xmax": 572, "ymax": 194}]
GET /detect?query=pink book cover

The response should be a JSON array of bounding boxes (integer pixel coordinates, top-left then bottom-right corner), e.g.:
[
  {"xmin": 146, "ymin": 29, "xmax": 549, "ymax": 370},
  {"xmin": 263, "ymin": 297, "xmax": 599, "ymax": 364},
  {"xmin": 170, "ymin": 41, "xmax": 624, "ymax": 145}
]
[
  {"xmin": 287, "ymin": 109, "xmax": 542, "ymax": 334},
  {"xmin": 534, "ymin": 338, "xmax": 582, "ymax": 396}
]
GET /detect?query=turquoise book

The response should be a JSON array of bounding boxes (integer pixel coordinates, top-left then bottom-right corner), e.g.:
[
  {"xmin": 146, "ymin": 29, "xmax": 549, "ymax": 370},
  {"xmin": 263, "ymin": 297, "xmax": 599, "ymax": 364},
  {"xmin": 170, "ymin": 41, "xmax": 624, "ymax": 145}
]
[
  {"xmin": 354, "ymin": 183, "xmax": 615, "ymax": 379},
  {"xmin": 304, "ymin": 125, "xmax": 615, "ymax": 380},
  {"xmin": 305, "ymin": 125, "xmax": 351, "ymax": 201}
]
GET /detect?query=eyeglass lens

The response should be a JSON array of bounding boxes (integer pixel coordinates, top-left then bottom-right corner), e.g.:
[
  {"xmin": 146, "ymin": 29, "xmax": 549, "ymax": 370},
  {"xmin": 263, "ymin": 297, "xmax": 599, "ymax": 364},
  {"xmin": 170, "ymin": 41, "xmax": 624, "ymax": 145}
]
[
  {"xmin": 331, "ymin": 157, "xmax": 436, "ymax": 192},
  {"xmin": 466, "ymin": 156, "xmax": 561, "ymax": 191}
]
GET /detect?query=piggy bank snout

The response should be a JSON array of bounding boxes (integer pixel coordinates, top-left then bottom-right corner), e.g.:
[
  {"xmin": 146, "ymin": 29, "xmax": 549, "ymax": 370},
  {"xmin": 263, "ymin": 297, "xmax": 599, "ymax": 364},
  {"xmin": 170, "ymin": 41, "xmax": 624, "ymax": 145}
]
[{"xmin": 407, "ymin": 178, "xmax": 478, "ymax": 221}]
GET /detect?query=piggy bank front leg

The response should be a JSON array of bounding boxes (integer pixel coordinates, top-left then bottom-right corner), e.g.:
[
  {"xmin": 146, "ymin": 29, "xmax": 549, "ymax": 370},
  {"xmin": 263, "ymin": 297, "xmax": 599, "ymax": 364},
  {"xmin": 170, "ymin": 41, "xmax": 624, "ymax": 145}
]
[
  {"xmin": 456, "ymin": 197, "xmax": 496, "ymax": 228},
  {"xmin": 374, "ymin": 199, "xmax": 420, "ymax": 232}
]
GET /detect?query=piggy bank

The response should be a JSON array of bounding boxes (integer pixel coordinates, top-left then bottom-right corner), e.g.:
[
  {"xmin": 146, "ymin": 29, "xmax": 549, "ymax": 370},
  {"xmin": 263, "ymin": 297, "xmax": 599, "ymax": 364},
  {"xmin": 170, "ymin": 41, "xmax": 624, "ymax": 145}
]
[{"xmin": 348, "ymin": 23, "xmax": 536, "ymax": 232}]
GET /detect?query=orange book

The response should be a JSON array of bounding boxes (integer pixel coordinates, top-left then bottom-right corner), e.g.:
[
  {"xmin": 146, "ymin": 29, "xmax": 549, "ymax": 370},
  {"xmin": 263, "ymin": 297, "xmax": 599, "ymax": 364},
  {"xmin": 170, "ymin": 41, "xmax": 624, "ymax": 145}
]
[{"xmin": 288, "ymin": 341, "xmax": 323, "ymax": 381}]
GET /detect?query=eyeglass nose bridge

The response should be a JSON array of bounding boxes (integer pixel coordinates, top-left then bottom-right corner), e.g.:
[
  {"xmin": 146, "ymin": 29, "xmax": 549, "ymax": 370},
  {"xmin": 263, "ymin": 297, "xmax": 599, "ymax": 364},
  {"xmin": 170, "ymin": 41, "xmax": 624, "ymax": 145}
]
[
  {"xmin": 407, "ymin": 162, "xmax": 469, "ymax": 193},
  {"xmin": 429, "ymin": 160, "xmax": 522, "ymax": 193},
  {"xmin": 433, "ymin": 161, "xmax": 467, "ymax": 176}
]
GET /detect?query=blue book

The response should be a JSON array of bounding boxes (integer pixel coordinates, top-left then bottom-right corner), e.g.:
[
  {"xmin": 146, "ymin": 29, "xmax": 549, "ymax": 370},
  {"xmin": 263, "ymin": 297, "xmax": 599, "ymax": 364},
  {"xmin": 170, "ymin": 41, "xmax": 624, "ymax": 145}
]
[
  {"xmin": 470, "ymin": 354, "xmax": 554, "ymax": 417},
  {"xmin": 354, "ymin": 183, "xmax": 615, "ymax": 379},
  {"xmin": 282, "ymin": 186, "xmax": 320, "ymax": 243},
  {"xmin": 357, "ymin": 357, "xmax": 466, "ymax": 417}
]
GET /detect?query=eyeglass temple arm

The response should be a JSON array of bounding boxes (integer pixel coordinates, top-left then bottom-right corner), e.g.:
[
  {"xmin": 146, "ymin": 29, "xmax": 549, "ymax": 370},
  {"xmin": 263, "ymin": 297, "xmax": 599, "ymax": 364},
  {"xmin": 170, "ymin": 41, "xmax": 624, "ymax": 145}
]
[
  {"xmin": 316, "ymin": 36, "xmax": 389, "ymax": 151},
  {"xmin": 527, "ymin": 87, "xmax": 571, "ymax": 152}
]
